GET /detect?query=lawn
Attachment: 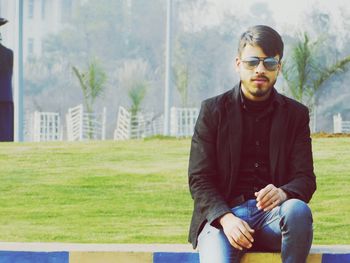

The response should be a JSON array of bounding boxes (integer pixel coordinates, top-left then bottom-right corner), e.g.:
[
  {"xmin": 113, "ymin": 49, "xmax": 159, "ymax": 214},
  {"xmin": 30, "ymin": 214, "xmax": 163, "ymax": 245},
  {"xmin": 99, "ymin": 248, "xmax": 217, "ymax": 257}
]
[{"xmin": 0, "ymin": 137, "xmax": 349, "ymax": 244}]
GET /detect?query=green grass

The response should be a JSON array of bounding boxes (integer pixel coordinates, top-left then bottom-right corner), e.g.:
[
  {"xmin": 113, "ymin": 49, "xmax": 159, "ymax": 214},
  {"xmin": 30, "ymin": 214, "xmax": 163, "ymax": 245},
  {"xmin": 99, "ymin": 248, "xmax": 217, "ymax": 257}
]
[
  {"xmin": 310, "ymin": 137, "xmax": 350, "ymax": 244},
  {"xmin": 0, "ymin": 137, "xmax": 349, "ymax": 244}
]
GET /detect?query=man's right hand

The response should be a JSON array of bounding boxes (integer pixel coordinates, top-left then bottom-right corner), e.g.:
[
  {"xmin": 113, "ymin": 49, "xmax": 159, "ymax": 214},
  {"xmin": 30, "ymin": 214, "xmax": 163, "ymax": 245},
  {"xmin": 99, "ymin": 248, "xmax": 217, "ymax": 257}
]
[{"xmin": 219, "ymin": 213, "xmax": 255, "ymax": 250}]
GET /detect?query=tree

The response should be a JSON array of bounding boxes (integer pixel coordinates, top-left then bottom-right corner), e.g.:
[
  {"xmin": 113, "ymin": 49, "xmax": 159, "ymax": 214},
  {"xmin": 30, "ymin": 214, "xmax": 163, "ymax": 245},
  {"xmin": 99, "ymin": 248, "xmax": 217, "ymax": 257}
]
[
  {"xmin": 282, "ymin": 33, "xmax": 316, "ymax": 105},
  {"xmin": 118, "ymin": 59, "xmax": 149, "ymax": 115},
  {"xmin": 72, "ymin": 59, "xmax": 107, "ymax": 139},
  {"xmin": 128, "ymin": 82, "xmax": 147, "ymax": 117},
  {"xmin": 118, "ymin": 59, "xmax": 150, "ymax": 138},
  {"xmin": 282, "ymin": 32, "xmax": 350, "ymax": 131},
  {"xmin": 173, "ymin": 64, "xmax": 189, "ymax": 107},
  {"xmin": 173, "ymin": 41, "xmax": 189, "ymax": 107}
]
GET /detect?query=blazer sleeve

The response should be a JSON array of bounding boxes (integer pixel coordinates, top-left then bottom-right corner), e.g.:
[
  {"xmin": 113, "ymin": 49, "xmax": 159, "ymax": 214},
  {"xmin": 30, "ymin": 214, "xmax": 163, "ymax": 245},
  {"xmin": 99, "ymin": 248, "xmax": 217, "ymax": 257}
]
[
  {"xmin": 280, "ymin": 107, "xmax": 316, "ymax": 202},
  {"xmin": 188, "ymin": 101, "xmax": 231, "ymax": 226},
  {"xmin": 9, "ymin": 49, "xmax": 13, "ymax": 76}
]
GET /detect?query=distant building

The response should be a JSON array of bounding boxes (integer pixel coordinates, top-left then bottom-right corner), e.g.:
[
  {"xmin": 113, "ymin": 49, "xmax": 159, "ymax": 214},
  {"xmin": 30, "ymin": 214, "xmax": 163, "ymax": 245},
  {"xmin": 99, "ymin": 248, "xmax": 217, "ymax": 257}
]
[{"xmin": 0, "ymin": 0, "xmax": 79, "ymax": 61}]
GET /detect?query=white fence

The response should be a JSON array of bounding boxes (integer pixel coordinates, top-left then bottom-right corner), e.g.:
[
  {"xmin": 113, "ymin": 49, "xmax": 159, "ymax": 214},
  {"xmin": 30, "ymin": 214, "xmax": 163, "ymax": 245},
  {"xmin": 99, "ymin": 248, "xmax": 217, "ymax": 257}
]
[
  {"xmin": 333, "ymin": 113, "xmax": 350, "ymax": 133},
  {"xmin": 32, "ymin": 111, "xmax": 62, "ymax": 142},
  {"xmin": 28, "ymin": 106, "xmax": 200, "ymax": 141},
  {"xmin": 170, "ymin": 107, "xmax": 199, "ymax": 137},
  {"xmin": 66, "ymin": 104, "xmax": 106, "ymax": 141},
  {"xmin": 114, "ymin": 106, "xmax": 131, "ymax": 140},
  {"xmin": 114, "ymin": 106, "xmax": 163, "ymax": 140},
  {"xmin": 114, "ymin": 106, "xmax": 198, "ymax": 140},
  {"xmin": 26, "ymin": 107, "xmax": 350, "ymax": 141}
]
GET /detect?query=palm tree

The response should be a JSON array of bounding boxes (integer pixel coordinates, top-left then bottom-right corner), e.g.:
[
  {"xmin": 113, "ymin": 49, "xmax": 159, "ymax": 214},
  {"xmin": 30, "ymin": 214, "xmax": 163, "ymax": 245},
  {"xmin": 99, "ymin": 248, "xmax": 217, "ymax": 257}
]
[
  {"xmin": 282, "ymin": 32, "xmax": 350, "ymax": 132},
  {"xmin": 173, "ymin": 43, "xmax": 190, "ymax": 107},
  {"xmin": 118, "ymin": 59, "xmax": 149, "ymax": 138},
  {"xmin": 173, "ymin": 64, "xmax": 189, "ymax": 107},
  {"xmin": 128, "ymin": 81, "xmax": 147, "ymax": 117},
  {"xmin": 128, "ymin": 81, "xmax": 148, "ymax": 138},
  {"xmin": 72, "ymin": 59, "xmax": 107, "ymax": 139}
]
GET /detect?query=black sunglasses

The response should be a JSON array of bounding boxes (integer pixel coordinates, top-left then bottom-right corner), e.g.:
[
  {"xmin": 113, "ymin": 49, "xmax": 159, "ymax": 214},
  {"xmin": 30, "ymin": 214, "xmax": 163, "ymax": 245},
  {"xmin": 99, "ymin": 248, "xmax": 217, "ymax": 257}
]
[{"xmin": 241, "ymin": 57, "xmax": 280, "ymax": 71}]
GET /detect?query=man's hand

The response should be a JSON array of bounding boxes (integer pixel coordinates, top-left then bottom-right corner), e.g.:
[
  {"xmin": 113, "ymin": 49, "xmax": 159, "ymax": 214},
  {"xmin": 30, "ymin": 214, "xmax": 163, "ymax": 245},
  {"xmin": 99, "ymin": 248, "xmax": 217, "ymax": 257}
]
[
  {"xmin": 219, "ymin": 213, "xmax": 255, "ymax": 251},
  {"xmin": 255, "ymin": 184, "xmax": 288, "ymax": 211}
]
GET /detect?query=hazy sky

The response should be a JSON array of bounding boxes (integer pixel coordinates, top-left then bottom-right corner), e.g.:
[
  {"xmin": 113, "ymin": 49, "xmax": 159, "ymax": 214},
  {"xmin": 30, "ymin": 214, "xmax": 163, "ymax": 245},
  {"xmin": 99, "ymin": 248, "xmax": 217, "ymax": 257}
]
[{"xmin": 205, "ymin": 0, "xmax": 350, "ymax": 33}]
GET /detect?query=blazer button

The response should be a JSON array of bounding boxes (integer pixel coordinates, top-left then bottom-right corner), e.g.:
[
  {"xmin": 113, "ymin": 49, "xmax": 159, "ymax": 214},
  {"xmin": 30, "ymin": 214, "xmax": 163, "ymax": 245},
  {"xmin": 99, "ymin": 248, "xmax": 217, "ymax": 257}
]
[{"xmin": 254, "ymin": 162, "xmax": 259, "ymax": 168}]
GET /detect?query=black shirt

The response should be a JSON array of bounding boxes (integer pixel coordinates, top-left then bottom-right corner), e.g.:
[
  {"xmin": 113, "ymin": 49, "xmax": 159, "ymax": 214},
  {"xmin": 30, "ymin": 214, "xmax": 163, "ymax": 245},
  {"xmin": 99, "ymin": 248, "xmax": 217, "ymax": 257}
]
[{"xmin": 232, "ymin": 87, "xmax": 277, "ymax": 199}]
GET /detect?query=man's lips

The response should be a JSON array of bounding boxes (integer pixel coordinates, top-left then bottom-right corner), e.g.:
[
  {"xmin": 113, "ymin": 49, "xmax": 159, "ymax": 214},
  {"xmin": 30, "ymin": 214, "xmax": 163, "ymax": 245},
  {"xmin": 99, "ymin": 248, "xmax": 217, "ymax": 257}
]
[{"xmin": 252, "ymin": 77, "xmax": 269, "ymax": 83}]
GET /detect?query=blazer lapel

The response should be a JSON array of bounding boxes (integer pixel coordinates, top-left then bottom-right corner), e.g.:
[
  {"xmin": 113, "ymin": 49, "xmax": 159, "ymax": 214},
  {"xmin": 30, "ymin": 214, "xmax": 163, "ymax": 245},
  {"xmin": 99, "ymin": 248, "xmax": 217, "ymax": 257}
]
[
  {"xmin": 269, "ymin": 92, "xmax": 287, "ymax": 183},
  {"xmin": 227, "ymin": 85, "xmax": 243, "ymax": 176}
]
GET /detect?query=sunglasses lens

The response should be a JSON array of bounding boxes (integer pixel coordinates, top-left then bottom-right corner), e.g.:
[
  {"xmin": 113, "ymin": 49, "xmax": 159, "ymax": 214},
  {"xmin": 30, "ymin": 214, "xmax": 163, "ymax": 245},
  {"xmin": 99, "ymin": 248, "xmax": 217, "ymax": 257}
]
[
  {"xmin": 263, "ymin": 58, "xmax": 278, "ymax": 70},
  {"xmin": 243, "ymin": 58, "xmax": 260, "ymax": 69},
  {"xmin": 242, "ymin": 57, "xmax": 279, "ymax": 71}
]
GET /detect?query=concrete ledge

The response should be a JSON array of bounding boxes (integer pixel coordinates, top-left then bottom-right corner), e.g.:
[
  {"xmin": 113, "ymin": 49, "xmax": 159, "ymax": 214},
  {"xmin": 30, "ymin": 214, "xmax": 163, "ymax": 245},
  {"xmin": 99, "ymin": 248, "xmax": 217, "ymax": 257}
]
[
  {"xmin": 0, "ymin": 243, "xmax": 349, "ymax": 263},
  {"xmin": 0, "ymin": 243, "xmax": 194, "ymax": 252}
]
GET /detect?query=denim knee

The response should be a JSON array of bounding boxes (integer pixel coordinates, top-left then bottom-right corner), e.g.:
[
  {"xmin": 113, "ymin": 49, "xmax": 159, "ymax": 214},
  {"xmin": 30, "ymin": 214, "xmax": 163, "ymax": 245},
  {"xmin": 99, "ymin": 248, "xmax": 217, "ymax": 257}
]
[
  {"xmin": 279, "ymin": 199, "xmax": 313, "ymax": 231},
  {"xmin": 198, "ymin": 223, "xmax": 243, "ymax": 263}
]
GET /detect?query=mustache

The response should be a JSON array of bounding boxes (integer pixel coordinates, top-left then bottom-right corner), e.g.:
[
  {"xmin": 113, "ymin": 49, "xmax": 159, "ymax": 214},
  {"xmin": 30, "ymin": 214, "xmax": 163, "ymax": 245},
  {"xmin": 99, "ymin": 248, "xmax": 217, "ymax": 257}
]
[{"xmin": 251, "ymin": 75, "xmax": 269, "ymax": 81}]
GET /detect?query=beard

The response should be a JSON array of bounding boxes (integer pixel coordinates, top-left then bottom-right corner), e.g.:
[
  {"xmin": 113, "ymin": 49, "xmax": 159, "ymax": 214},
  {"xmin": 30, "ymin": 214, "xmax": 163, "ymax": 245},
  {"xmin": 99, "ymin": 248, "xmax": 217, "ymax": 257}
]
[{"xmin": 242, "ymin": 77, "xmax": 276, "ymax": 98}]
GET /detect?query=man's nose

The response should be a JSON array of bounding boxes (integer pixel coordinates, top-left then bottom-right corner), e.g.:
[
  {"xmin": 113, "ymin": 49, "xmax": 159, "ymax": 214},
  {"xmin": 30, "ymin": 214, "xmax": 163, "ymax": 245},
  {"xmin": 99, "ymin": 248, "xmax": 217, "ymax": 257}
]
[{"xmin": 255, "ymin": 61, "xmax": 267, "ymax": 74}]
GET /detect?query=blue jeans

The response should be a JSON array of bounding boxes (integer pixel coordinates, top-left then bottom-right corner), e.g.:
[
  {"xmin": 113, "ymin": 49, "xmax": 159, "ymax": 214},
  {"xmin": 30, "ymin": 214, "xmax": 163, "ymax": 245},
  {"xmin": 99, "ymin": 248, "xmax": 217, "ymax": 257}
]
[{"xmin": 197, "ymin": 199, "xmax": 313, "ymax": 263}]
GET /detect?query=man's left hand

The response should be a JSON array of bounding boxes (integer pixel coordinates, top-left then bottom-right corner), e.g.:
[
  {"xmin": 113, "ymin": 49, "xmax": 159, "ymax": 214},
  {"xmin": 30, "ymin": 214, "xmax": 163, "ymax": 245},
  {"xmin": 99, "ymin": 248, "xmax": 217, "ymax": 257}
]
[{"xmin": 255, "ymin": 184, "xmax": 287, "ymax": 211}]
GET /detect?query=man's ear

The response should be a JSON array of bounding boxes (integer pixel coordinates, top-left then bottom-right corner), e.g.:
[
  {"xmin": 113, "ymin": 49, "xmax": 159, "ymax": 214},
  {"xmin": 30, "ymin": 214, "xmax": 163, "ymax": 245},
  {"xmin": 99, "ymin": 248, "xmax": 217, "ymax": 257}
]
[
  {"xmin": 276, "ymin": 61, "xmax": 282, "ymax": 75},
  {"xmin": 235, "ymin": 57, "xmax": 240, "ymax": 73}
]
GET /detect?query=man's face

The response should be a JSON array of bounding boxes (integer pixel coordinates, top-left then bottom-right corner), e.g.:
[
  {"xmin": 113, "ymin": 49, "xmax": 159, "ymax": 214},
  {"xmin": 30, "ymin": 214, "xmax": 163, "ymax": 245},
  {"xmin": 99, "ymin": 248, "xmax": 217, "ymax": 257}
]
[{"xmin": 235, "ymin": 44, "xmax": 281, "ymax": 101}]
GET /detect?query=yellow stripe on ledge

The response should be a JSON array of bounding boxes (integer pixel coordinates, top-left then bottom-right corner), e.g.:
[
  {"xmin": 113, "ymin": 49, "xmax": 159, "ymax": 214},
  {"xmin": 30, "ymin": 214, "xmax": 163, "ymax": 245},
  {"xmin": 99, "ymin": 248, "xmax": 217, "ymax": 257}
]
[
  {"xmin": 241, "ymin": 252, "xmax": 322, "ymax": 263},
  {"xmin": 70, "ymin": 252, "xmax": 153, "ymax": 263}
]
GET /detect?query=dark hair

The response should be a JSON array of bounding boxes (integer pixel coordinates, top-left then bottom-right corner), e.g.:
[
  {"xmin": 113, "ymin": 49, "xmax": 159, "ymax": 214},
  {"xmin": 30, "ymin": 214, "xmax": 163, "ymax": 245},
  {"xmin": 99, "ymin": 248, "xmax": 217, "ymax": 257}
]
[{"xmin": 238, "ymin": 25, "xmax": 284, "ymax": 60}]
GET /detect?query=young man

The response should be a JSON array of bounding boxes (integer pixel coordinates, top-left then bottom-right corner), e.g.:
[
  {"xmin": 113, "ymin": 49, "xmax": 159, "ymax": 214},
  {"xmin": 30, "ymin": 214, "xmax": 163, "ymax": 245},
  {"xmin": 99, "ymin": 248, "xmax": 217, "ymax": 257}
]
[{"xmin": 188, "ymin": 25, "xmax": 316, "ymax": 263}]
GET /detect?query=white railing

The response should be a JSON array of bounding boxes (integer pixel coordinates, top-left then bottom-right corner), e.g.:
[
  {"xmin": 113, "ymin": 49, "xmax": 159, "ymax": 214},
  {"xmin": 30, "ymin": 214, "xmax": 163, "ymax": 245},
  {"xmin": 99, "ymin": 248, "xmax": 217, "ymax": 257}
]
[
  {"xmin": 33, "ymin": 111, "xmax": 62, "ymax": 142},
  {"xmin": 66, "ymin": 104, "xmax": 106, "ymax": 141},
  {"xmin": 114, "ymin": 106, "xmax": 198, "ymax": 140},
  {"xmin": 170, "ymin": 107, "xmax": 199, "ymax": 137},
  {"xmin": 114, "ymin": 106, "xmax": 163, "ymax": 140},
  {"xmin": 114, "ymin": 106, "xmax": 131, "ymax": 140},
  {"xmin": 130, "ymin": 112, "xmax": 163, "ymax": 139},
  {"xmin": 333, "ymin": 113, "xmax": 350, "ymax": 133}
]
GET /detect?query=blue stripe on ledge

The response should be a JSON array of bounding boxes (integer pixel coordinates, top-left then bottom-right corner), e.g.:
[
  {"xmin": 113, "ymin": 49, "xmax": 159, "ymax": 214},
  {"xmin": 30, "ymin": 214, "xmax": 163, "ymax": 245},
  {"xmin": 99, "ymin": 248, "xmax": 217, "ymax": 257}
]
[
  {"xmin": 322, "ymin": 253, "xmax": 350, "ymax": 263},
  {"xmin": 0, "ymin": 243, "xmax": 350, "ymax": 263},
  {"xmin": 153, "ymin": 252, "xmax": 350, "ymax": 263},
  {"xmin": 153, "ymin": 252, "xmax": 199, "ymax": 263},
  {"xmin": 0, "ymin": 251, "xmax": 69, "ymax": 263}
]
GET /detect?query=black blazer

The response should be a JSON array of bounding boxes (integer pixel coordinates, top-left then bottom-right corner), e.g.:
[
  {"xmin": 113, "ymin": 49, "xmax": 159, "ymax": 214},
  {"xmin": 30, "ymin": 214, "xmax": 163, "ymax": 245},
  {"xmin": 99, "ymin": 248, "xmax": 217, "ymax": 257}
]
[
  {"xmin": 0, "ymin": 44, "xmax": 14, "ymax": 102},
  {"xmin": 188, "ymin": 84, "xmax": 316, "ymax": 248}
]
